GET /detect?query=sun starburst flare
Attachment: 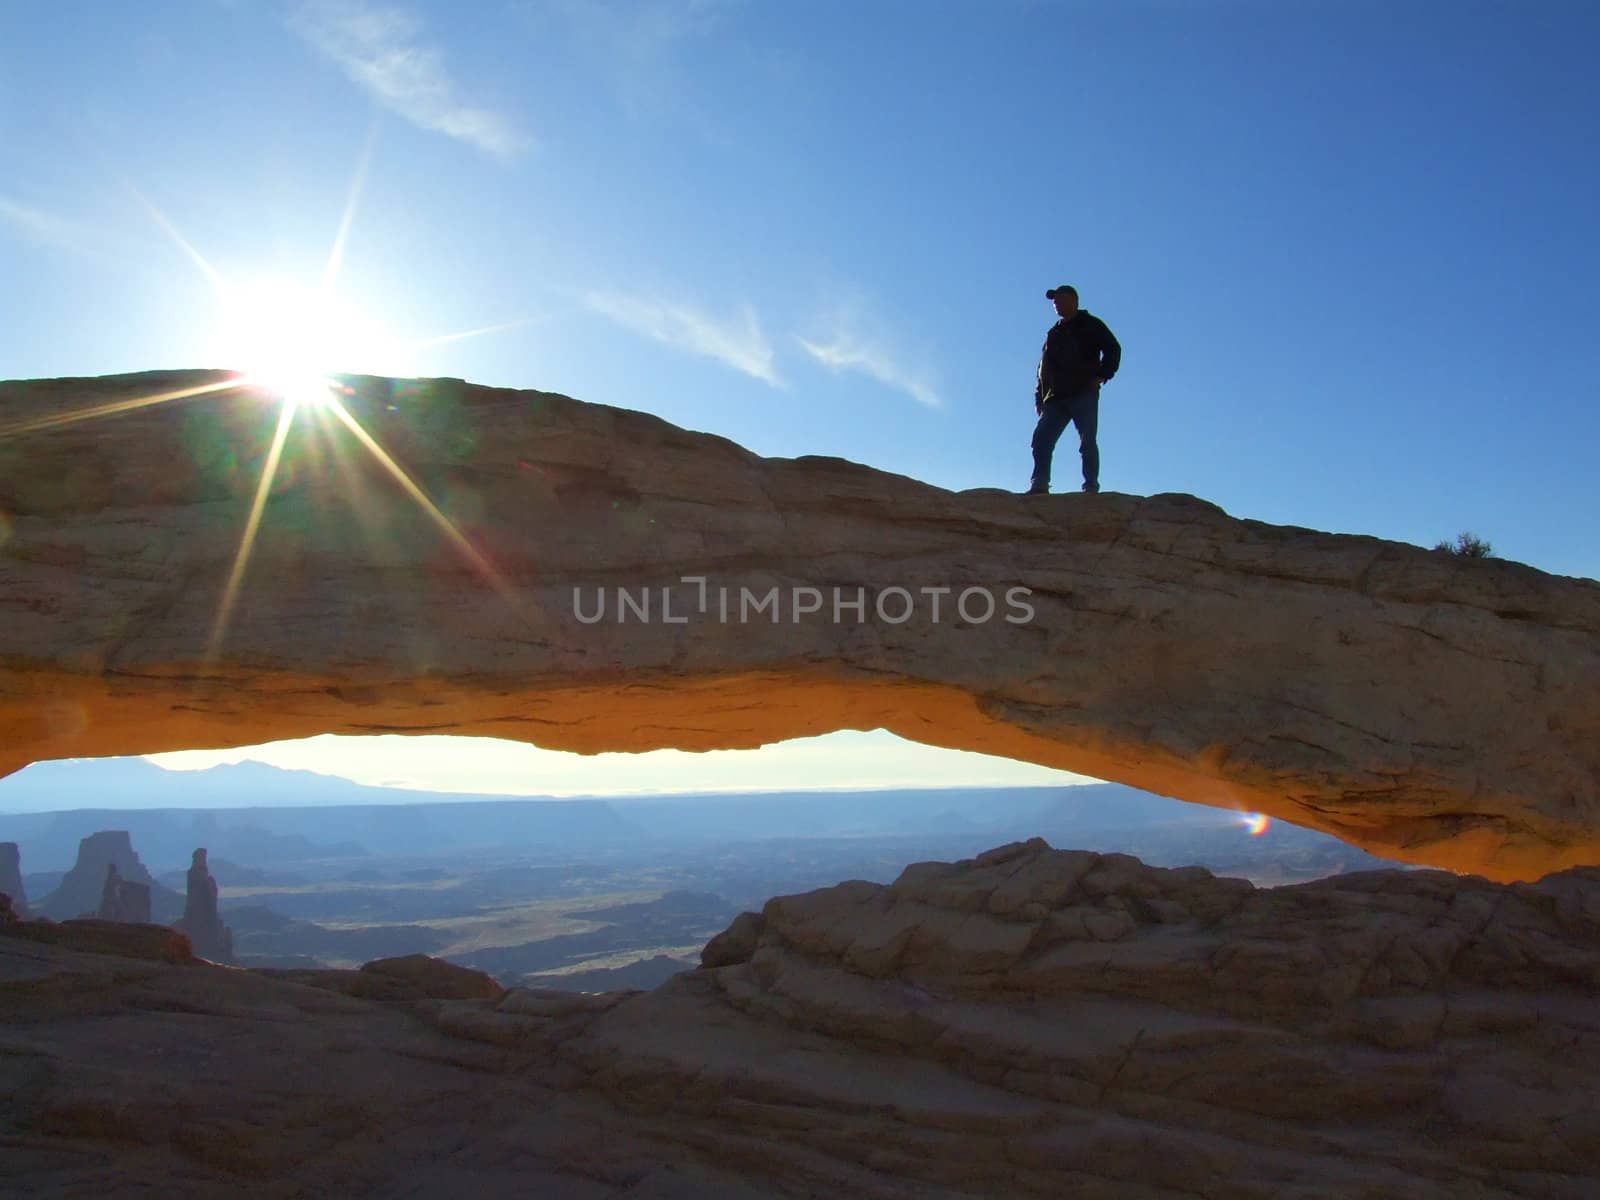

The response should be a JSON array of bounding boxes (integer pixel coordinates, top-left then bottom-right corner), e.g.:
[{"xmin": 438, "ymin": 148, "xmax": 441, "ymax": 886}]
[
  {"xmin": 322, "ymin": 395, "xmax": 519, "ymax": 601},
  {"xmin": 9, "ymin": 137, "xmax": 539, "ymax": 663},
  {"xmin": 0, "ymin": 377, "xmax": 239, "ymax": 441},
  {"xmin": 207, "ymin": 399, "xmax": 298, "ymax": 661}
]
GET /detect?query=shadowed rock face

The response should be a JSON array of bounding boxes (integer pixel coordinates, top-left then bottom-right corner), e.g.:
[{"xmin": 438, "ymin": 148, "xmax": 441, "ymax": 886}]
[
  {"xmin": 95, "ymin": 863, "xmax": 151, "ymax": 924},
  {"xmin": 2, "ymin": 916, "xmax": 194, "ymax": 962},
  {"xmin": 2, "ymin": 370, "xmax": 1598, "ymax": 880}
]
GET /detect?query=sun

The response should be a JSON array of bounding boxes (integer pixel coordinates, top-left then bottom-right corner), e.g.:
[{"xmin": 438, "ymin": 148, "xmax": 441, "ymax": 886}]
[
  {"xmin": 210, "ymin": 276, "xmax": 409, "ymax": 409},
  {"xmin": 1238, "ymin": 812, "xmax": 1271, "ymax": 837}
]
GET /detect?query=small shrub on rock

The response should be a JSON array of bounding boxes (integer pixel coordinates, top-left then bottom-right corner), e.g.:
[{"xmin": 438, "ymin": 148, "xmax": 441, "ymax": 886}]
[{"xmin": 1433, "ymin": 532, "xmax": 1494, "ymax": 558}]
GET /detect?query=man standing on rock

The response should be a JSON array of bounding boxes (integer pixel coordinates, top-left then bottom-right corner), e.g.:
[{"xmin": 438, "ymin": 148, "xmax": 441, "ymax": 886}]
[{"xmin": 1028, "ymin": 285, "xmax": 1121, "ymax": 495}]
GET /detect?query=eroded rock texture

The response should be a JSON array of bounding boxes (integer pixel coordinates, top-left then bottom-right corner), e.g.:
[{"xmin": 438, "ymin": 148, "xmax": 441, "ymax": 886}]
[
  {"xmin": 554, "ymin": 839, "xmax": 1600, "ymax": 1197},
  {"xmin": 4, "ymin": 843, "xmax": 1599, "ymax": 1197},
  {"xmin": 2, "ymin": 370, "xmax": 1598, "ymax": 879}
]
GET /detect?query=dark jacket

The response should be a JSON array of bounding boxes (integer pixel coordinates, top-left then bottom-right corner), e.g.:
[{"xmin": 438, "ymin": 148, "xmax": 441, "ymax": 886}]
[{"xmin": 1036, "ymin": 309, "xmax": 1121, "ymax": 404}]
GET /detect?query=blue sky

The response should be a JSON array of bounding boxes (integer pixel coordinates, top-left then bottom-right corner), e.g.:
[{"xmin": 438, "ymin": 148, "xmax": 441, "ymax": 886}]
[{"xmin": 3, "ymin": 0, "xmax": 1596, "ymax": 796}]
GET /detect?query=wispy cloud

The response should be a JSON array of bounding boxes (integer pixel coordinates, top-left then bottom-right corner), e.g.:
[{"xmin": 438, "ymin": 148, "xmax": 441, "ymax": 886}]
[
  {"xmin": 585, "ymin": 290, "xmax": 781, "ymax": 386},
  {"xmin": 0, "ymin": 196, "xmax": 131, "ymax": 261},
  {"xmin": 288, "ymin": 0, "xmax": 528, "ymax": 157},
  {"xmin": 528, "ymin": 0, "xmax": 731, "ymax": 123},
  {"xmin": 0, "ymin": 197, "xmax": 88, "ymax": 253},
  {"xmin": 797, "ymin": 330, "xmax": 942, "ymax": 409}
]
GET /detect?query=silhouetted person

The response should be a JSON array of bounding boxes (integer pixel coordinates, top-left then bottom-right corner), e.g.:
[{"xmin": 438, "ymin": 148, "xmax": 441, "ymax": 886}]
[{"xmin": 1028, "ymin": 285, "xmax": 1120, "ymax": 494}]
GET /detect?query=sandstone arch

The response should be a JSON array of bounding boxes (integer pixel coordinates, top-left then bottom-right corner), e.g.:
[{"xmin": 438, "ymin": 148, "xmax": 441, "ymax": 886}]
[{"xmin": 2, "ymin": 370, "xmax": 1597, "ymax": 881}]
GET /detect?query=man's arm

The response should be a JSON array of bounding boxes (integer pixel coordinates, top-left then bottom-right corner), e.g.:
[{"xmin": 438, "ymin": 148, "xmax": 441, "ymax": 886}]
[
  {"xmin": 1095, "ymin": 318, "xmax": 1122, "ymax": 382},
  {"xmin": 1035, "ymin": 333, "xmax": 1052, "ymax": 411}
]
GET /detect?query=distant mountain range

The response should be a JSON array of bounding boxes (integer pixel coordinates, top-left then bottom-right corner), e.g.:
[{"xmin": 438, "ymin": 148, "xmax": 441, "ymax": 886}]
[
  {"xmin": 0, "ymin": 756, "xmax": 1390, "ymax": 884},
  {"xmin": 0, "ymin": 757, "xmax": 504, "ymax": 813},
  {"xmin": 0, "ymin": 758, "xmax": 1190, "ymax": 869}
]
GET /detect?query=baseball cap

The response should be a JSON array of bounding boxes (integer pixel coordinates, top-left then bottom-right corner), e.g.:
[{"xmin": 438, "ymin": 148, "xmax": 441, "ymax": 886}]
[{"xmin": 1045, "ymin": 285, "xmax": 1077, "ymax": 300}]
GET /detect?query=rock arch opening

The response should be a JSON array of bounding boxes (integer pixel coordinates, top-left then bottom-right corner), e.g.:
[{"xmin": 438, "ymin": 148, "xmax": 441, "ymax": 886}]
[{"xmin": 3, "ymin": 371, "xmax": 1597, "ymax": 881}]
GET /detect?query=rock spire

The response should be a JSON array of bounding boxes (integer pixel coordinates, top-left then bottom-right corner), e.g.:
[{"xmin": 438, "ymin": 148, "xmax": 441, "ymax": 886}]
[
  {"xmin": 174, "ymin": 848, "xmax": 234, "ymax": 964},
  {"xmin": 0, "ymin": 842, "xmax": 25, "ymax": 919}
]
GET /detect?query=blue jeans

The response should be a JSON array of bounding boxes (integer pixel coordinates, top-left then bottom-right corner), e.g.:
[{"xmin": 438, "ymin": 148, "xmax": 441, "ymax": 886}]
[{"xmin": 1031, "ymin": 387, "xmax": 1099, "ymax": 491}]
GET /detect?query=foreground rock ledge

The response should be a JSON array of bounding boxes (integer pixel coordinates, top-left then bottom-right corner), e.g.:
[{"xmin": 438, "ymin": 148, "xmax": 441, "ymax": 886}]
[
  {"xmin": 2, "ymin": 370, "xmax": 1599, "ymax": 880},
  {"xmin": 5, "ymin": 841, "xmax": 1600, "ymax": 1197}
]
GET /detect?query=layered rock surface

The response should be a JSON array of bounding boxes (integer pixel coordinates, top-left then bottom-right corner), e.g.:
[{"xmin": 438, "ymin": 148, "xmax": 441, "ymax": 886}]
[
  {"xmin": 3, "ymin": 371, "xmax": 1599, "ymax": 879},
  {"xmin": 4, "ymin": 841, "xmax": 1598, "ymax": 1197},
  {"xmin": 565, "ymin": 840, "xmax": 1600, "ymax": 1197}
]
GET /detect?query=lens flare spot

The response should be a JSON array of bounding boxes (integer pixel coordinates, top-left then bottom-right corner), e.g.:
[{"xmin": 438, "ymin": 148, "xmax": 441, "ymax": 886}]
[
  {"xmin": 42, "ymin": 700, "xmax": 90, "ymax": 738},
  {"xmin": 1238, "ymin": 812, "xmax": 1271, "ymax": 836}
]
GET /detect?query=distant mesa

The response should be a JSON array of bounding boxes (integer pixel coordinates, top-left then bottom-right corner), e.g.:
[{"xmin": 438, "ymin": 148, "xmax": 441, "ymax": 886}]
[
  {"xmin": 36, "ymin": 831, "xmax": 181, "ymax": 922},
  {"xmin": 0, "ymin": 778, "xmax": 374, "ymax": 868},
  {"xmin": 13, "ymin": 832, "xmax": 235, "ymax": 962},
  {"xmin": 1, "ymin": 370, "xmax": 1598, "ymax": 881}
]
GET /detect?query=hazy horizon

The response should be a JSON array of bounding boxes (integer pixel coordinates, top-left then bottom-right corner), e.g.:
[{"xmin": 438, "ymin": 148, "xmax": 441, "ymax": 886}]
[
  {"xmin": 0, "ymin": 745, "xmax": 1110, "ymax": 816},
  {"xmin": 140, "ymin": 728, "xmax": 1095, "ymax": 799}
]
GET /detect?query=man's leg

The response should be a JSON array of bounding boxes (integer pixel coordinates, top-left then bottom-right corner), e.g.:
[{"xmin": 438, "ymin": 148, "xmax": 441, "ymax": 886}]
[
  {"xmin": 1030, "ymin": 403, "xmax": 1072, "ymax": 492},
  {"xmin": 1069, "ymin": 388, "xmax": 1101, "ymax": 492}
]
